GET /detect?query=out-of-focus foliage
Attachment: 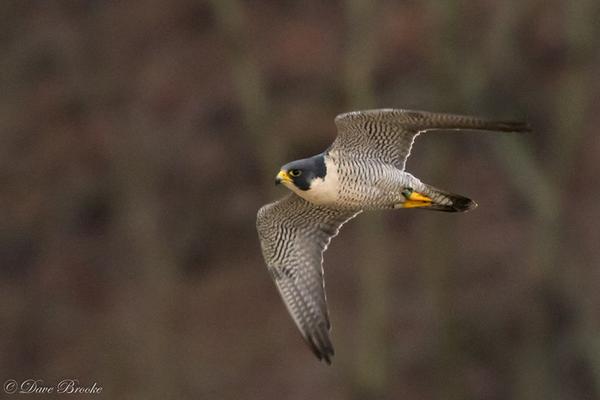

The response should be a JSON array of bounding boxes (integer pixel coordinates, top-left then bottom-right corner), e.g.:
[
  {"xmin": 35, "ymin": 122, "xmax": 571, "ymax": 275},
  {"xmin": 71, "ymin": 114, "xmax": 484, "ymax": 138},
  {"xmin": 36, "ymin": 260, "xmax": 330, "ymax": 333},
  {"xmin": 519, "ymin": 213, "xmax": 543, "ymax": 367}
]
[{"xmin": 1, "ymin": 1, "xmax": 599, "ymax": 399}]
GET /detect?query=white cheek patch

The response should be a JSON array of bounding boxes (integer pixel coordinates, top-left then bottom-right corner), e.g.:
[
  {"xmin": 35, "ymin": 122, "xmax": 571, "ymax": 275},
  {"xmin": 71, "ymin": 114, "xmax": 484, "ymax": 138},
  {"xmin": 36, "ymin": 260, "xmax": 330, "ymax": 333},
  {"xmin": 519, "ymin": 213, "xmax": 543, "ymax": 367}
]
[{"xmin": 291, "ymin": 157, "xmax": 339, "ymax": 206}]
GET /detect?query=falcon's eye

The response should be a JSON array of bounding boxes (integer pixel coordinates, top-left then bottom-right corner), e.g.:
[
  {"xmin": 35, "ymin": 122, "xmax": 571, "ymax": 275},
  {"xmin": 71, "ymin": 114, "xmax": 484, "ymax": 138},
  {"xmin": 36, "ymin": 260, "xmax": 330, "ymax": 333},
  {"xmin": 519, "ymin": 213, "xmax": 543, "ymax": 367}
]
[{"xmin": 289, "ymin": 169, "xmax": 302, "ymax": 177}]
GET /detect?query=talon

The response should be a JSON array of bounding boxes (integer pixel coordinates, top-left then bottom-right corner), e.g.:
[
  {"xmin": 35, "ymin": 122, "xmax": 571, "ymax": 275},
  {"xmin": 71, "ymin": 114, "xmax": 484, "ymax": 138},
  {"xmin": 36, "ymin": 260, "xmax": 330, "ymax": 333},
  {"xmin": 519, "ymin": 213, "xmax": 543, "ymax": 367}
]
[
  {"xmin": 407, "ymin": 191, "xmax": 432, "ymax": 202},
  {"xmin": 401, "ymin": 190, "xmax": 433, "ymax": 208}
]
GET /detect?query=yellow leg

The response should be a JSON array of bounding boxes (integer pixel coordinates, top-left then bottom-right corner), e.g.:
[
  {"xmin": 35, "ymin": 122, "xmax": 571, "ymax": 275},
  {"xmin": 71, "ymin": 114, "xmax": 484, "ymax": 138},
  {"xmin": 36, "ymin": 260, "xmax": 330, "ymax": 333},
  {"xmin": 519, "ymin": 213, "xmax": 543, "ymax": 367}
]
[{"xmin": 401, "ymin": 191, "xmax": 433, "ymax": 208}]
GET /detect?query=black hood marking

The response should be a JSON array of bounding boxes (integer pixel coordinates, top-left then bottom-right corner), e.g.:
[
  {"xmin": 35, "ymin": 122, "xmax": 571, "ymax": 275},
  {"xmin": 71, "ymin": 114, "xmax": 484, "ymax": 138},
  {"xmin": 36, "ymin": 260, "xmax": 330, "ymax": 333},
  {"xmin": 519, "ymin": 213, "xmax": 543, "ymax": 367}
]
[{"xmin": 281, "ymin": 154, "xmax": 327, "ymax": 191}]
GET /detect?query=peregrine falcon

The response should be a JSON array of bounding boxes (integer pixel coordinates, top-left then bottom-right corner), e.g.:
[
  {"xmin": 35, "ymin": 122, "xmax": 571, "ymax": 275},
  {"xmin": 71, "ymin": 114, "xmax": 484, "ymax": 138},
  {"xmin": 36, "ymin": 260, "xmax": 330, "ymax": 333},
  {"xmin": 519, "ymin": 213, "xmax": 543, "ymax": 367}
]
[{"xmin": 256, "ymin": 109, "xmax": 529, "ymax": 363}]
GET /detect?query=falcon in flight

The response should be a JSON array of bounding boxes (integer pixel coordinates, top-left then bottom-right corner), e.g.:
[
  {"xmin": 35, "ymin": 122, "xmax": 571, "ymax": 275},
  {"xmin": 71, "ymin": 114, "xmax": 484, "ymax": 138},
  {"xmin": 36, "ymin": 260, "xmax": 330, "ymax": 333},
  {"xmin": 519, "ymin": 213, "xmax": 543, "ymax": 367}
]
[{"xmin": 256, "ymin": 109, "xmax": 529, "ymax": 364}]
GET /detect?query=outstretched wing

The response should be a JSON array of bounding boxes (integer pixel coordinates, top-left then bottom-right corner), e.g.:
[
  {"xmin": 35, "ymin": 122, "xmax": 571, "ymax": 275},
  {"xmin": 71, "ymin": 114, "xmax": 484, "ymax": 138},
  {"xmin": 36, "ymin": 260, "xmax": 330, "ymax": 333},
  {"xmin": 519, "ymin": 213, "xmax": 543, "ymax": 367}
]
[
  {"xmin": 256, "ymin": 194, "xmax": 360, "ymax": 363},
  {"xmin": 332, "ymin": 109, "xmax": 530, "ymax": 170}
]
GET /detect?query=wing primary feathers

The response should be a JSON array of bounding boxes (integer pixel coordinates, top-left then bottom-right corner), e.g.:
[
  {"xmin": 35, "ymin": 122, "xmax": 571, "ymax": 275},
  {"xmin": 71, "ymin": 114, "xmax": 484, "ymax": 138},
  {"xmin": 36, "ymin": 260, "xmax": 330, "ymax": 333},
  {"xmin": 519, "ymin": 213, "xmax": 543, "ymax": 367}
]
[
  {"xmin": 306, "ymin": 322, "xmax": 334, "ymax": 364},
  {"xmin": 411, "ymin": 113, "xmax": 531, "ymax": 133},
  {"xmin": 333, "ymin": 108, "xmax": 530, "ymax": 170},
  {"xmin": 336, "ymin": 108, "xmax": 531, "ymax": 133},
  {"xmin": 256, "ymin": 194, "xmax": 359, "ymax": 364}
]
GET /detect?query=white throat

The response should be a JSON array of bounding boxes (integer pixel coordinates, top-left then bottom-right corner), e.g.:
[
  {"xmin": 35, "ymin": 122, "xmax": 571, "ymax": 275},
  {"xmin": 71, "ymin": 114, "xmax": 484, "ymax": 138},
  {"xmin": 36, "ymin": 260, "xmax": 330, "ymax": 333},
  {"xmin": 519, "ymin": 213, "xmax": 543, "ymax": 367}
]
[{"xmin": 286, "ymin": 157, "xmax": 339, "ymax": 206}]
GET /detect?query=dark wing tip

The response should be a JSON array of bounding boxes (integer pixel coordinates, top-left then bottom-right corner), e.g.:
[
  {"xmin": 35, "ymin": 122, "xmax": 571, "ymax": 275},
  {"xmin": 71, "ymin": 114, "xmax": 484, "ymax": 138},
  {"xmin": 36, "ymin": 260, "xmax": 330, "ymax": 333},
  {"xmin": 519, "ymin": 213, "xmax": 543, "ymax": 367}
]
[
  {"xmin": 308, "ymin": 337, "xmax": 334, "ymax": 365},
  {"xmin": 305, "ymin": 323, "xmax": 335, "ymax": 365},
  {"xmin": 493, "ymin": 120, "xmax": 532, "ymax": 133}
]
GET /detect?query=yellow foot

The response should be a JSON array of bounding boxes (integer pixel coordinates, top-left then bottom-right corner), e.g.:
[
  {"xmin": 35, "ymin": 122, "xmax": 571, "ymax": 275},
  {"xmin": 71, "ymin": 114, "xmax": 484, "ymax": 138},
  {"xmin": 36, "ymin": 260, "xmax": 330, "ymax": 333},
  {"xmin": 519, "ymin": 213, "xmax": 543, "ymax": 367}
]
[{"xmin": 400, "ymin": 190, "xmax": 432, "ymax": 208}]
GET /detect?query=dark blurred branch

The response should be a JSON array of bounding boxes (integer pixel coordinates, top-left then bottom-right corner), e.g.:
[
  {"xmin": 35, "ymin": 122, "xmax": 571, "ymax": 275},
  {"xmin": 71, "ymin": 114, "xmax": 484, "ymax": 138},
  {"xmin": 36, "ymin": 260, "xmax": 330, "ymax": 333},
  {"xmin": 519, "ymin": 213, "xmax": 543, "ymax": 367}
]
[
  {"xmin": 486, "ymin": 2, "xmax": 598, "ymax": 399},
  {"xmin": 419, "ymin": 4, "xmax": 474, "ymax": 399},
  {"xmin": 107, "ymin": 111, "xmax": 180, "ymax": 399},
  {"xmin": 480, "ymin": 4, "xmax": 559, "ymax": 399},
  {"xmin": 559, "ymin": 2, "xmax": 600, "ymax": 397},
  {"xmin": 210, "ymin": 0, "xmax": 282, "ymax": 195},
  {"xmin": 342, "ymin": 1, "xmax": 390, "ymax": 398},
  {"xmin": 416, "ymin": 146, "xmax": 466, "ymax": 400},
  {"xmin": 343, "ymin": 0, "xmax": 378, "ymax": 107}
]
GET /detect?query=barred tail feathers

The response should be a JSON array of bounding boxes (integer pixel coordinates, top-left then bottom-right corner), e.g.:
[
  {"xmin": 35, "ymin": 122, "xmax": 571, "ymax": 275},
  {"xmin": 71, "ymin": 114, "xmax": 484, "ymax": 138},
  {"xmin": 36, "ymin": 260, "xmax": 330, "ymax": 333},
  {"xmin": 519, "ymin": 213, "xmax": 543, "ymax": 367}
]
[{"xmin": 424, "ymin": 185, "xmax": 477, "ymax": 212}]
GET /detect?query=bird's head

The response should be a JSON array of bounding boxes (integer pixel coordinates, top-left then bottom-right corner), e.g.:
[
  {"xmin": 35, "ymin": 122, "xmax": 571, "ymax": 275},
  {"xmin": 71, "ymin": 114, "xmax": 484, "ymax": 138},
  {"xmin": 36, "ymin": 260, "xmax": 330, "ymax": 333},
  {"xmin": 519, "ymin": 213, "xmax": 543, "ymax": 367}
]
[{"xmin": 275, "ymin": 154, "xmax": 327, "ymax": 191}]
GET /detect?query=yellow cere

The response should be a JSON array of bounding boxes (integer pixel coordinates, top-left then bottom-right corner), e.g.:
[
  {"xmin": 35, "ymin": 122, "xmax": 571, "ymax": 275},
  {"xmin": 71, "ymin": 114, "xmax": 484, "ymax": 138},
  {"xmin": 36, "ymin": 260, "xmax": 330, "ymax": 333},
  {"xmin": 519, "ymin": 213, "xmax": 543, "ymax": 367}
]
[{"xmin": 277, "ymin": 170, "xmax": 292, "ymax": 183}]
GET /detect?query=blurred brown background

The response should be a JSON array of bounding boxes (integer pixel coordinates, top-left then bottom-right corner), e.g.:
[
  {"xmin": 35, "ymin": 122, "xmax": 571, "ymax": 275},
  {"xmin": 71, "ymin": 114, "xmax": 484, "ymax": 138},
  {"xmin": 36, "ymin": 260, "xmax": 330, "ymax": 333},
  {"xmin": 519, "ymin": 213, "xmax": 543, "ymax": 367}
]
[{"xmin": 1, "ymin": 1, "xmax": 599, "ymax": 399}]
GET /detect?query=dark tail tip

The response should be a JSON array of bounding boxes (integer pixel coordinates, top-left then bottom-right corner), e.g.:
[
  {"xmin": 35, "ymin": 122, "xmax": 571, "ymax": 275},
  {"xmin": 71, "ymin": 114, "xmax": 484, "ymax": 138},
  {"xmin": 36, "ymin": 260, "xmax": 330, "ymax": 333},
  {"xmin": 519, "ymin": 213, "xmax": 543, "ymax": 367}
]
[
  {"xmin": 451, "ymin": 196, "xmax": 477, "ymax": 212},
  {"xmin": 427, "ymin": 195, "xmax": 477, "ymax": 213}
]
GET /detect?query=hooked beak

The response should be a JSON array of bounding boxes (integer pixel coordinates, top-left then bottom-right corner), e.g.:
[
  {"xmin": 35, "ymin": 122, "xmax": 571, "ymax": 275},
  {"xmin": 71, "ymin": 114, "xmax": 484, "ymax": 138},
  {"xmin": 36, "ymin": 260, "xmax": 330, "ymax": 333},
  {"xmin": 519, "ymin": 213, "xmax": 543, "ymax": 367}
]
[{"xmin": 275, "ymin": 170, "xmax": 292, "ymax": 185}]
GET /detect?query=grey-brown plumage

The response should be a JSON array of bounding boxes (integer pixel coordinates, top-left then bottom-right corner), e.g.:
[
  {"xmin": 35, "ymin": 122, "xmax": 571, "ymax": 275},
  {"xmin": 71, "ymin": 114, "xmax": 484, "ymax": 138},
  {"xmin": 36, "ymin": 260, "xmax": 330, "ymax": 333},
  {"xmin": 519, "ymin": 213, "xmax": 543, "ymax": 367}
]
[
  {"xmin": 256, "ymin": 195, "xmax": 360, "ymax": 363},
  {"xmin": 257, "ymin": 109, "xmax": 530, "ymax": 363},
  {"xmin": 333, "ymin": 109, "xmax": 529, "ymax": 170}
]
